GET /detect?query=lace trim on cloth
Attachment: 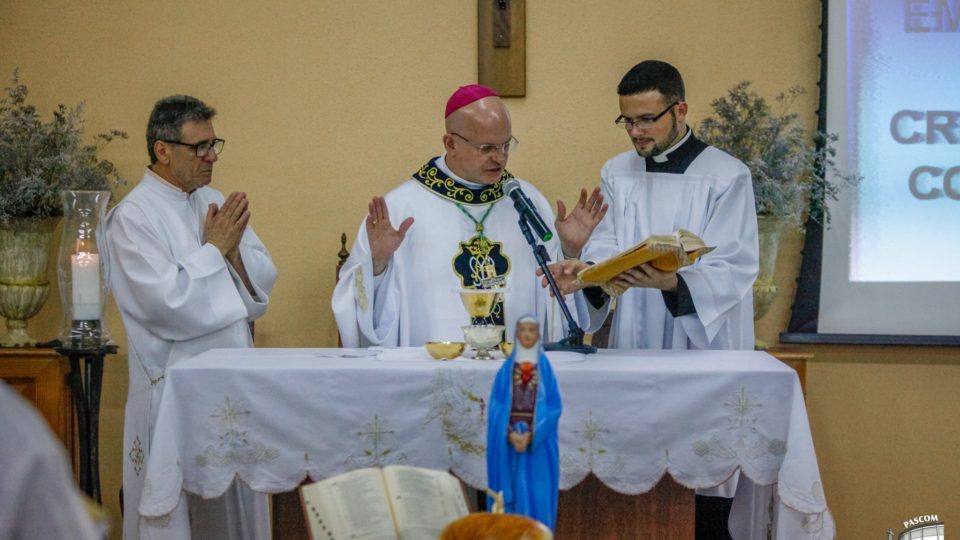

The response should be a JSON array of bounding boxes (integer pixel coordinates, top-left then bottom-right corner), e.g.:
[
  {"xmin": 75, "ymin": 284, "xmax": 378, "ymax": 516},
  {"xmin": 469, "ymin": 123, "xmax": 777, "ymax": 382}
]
[
  {"xmin": 560, "ymin": 411, "xmax": 626, "ymax": 479},
  {"xmin": 344, "ymin": 414, "xmax": 408, "ymax": 468},
  {"xmin": 195, "ymin": 397, "xmax": 280, "ymax": 468},
  {"xmin": 691, "ymin": 385, "xmax": 787, "ymax": 461},
  {"xmin": 354, "ymin": 269, "xmax": 368, "ymax": 311},
  {"xmin": 129, "ymin": 435, "xmax": 145, "ymax": 476}
]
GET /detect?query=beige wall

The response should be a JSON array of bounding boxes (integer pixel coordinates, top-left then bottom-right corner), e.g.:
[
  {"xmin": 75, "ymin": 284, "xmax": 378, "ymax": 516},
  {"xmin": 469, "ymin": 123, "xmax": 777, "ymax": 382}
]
[{"xmin": 2, "ymin": 1, "xmax": 956, "ymax": 538}]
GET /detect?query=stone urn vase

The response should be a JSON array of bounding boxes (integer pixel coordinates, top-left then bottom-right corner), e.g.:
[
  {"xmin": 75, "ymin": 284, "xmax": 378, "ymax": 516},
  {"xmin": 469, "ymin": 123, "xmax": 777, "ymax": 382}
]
[
  {"xmin": 753, "ymin": 215, "xmax": 786, "ymax": 328},
  {"xmin": 0, "ymin": 217, "xmax": 59, "ymax": 346}
]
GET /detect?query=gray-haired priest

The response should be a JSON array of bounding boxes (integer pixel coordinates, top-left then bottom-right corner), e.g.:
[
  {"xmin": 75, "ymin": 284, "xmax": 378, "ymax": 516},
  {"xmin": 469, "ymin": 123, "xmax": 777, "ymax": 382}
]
[
  {"xmin": 104, "ymin": 95, "xmax": 277, "ymax": 540},
  {"xmin": 332, "ymin": 84, "xmax": 586, "ymax": 347}
]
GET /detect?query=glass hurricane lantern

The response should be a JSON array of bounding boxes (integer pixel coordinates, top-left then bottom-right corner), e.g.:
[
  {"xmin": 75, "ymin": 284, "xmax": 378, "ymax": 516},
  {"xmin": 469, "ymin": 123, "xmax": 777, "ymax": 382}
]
[{"xmin": 57, "ymin": 191, "xmax": 111, "ymax": 349}]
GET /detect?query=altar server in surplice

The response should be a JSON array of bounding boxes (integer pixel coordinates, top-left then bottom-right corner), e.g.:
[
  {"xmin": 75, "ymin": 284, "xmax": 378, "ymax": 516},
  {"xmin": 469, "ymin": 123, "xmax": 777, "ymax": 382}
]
[
  {"xmin": 333, "ymin": 85, "xmax": 586, "ymax": 347},
  {"xmin": 104, "ymin": 95, "xmax": 277, "ymax": 540},
  {"xmin": 545, "ymin": 60, "xmax": 759, "ymax": 538},
  {"xmin": 548, "ymin": 60, "xmax": 759, "ymax": 351}
]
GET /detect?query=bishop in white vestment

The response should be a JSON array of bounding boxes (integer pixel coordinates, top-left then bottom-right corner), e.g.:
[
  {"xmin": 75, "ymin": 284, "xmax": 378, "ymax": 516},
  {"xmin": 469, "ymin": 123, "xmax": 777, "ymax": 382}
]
[
  {"xmin": 105, "ymin": 96, "xmax": 277, "ymax": 540},
  {"xmin": 334, "ymin": 85, "xmax": 578, "ymax": 347},
  {"xmin": 334, "ymin": 157, "xmax": 575, "ymax": 346}
]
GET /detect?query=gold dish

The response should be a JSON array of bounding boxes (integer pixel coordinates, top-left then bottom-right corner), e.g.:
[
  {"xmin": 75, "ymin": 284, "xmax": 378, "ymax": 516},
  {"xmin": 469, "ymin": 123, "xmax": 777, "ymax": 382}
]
[
  {"xmin": 499, "ymin": 341, "xmax": 513, "ymax": 357},
  {"xmin": 425, "ymin": 341, "xmax": 465, "ymax": 360}
]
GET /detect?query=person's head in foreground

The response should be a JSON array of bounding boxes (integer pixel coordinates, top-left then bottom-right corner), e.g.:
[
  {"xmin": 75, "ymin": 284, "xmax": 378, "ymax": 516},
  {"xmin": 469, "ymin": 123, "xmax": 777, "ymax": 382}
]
[
  {"xmin": 439, "ymin": 513, "xmax": 553, "ymax": 540},
  {"xmin": 442, "ymin": 84, "xmax": 517, "ymax": 185},
  {"xmin": 515, "ymin": 315, "xmax": 541, "ymax": 350},
  {"xmin": 616, "ymin": 60, "xmax": 689, "ymax": 158},
  {"xmin": 147, "ymin": 94, "xmax": 224, "ymax": 193}
]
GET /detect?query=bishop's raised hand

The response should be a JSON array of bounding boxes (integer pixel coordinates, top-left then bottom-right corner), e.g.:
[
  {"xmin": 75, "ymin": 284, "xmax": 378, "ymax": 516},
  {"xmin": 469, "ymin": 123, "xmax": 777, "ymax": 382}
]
[
  {"xmin": 555, "ymin": 187, "xmax": 608, "ymax": 258},
  {"xmin": 367, "ymin": 196, "xmax": 414, "ymax": 276}
]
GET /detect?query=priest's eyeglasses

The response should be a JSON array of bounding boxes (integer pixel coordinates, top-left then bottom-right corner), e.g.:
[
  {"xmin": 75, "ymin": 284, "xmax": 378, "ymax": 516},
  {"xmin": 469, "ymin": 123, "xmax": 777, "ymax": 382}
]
[
  {"xmin": 614, "ymin": 102, "xmax": 679, "ymax": 130},
  {"xmin": 160, "ymin": 138, "xmax": 226, "ymax": 157},
  {"xmin": 450, "ymin": 132, "xmax": 519, "ymax": 155}
]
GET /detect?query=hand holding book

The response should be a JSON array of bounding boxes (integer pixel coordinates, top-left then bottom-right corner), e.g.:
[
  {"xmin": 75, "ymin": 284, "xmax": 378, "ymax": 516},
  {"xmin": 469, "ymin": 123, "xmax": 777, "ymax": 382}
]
[{"xmin": 538, "ymin": 229, "xmax": 714, "ymax": 297}]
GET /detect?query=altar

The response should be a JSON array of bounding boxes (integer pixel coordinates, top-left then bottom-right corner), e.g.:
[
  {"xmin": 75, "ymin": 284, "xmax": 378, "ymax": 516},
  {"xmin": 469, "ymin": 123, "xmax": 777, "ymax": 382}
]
[{"xmin": 138, "ymin": 347, "xmax": 833, "ymax": 539}]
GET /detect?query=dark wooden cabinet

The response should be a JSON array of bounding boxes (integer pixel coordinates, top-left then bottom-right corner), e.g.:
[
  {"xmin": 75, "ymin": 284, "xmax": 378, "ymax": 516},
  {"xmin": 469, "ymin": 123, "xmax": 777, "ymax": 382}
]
[{"xmin": 0, "ymin": 348, "xmax": 75, "ymax": 470}]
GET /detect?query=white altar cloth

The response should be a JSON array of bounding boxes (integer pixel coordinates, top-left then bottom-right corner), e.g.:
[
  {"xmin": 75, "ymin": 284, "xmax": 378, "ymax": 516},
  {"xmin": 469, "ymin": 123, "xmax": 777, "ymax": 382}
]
[{"xmin": 139, "ymin": 348, "xmax": 833, "ymax": 539}]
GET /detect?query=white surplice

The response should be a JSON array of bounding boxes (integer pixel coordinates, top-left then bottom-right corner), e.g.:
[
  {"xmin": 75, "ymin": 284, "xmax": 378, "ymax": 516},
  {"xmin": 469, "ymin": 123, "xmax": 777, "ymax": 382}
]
[
  {"xmin": 580, "ymin": 131, "xmax": 759, "ymax": 503},
  {"xmin": 581, "ymin": 131, "xmax": 759, "ymax": 351},
  {"xmin": 104, "ymin": 169, "xmax": 277, "ymax": 540},
  {"xmin": 333, "ymin": 155, "xmax": 578, "ymax": 347}
]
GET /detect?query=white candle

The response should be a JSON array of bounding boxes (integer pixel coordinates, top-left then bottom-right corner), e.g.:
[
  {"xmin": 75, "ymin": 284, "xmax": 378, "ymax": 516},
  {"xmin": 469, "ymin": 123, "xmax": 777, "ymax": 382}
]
[{"xmin": 71, "ymin": 252, "xmax": 101, "ymax": 320}]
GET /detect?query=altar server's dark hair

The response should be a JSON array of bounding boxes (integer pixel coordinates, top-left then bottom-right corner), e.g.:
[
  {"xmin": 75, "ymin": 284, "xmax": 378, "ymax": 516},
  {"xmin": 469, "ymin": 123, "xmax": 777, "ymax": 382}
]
[
  {"xmin": 617, "ymin": 60, "xmax": 686, "ymax": 104},
  {"xmin": 146, "ymin": 95, "xmax": 217, "ymax": 164}
]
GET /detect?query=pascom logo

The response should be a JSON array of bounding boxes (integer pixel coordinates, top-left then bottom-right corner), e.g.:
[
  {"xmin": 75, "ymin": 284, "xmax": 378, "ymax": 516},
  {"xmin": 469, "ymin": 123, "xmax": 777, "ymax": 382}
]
[{"xmin": 887, "ymin": 514, "xmax": 944, "ymax": 539}]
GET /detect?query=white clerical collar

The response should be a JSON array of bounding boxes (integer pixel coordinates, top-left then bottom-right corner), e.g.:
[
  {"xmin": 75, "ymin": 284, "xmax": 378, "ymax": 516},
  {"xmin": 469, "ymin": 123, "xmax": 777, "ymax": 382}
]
[
  {"xmin": 144, "ymin": 168, "xmax": 191, "ymax": 200},
  {"xmin": 514, "ymin": 343, "xmax": 539, "ymax": 364},
  {"xmin": 651, "ymin": 127, "xmax": 691, "ymax": 163},
  {"xmin": 437, "ymin": 154, "xmax": 487, "ymax": 190}
]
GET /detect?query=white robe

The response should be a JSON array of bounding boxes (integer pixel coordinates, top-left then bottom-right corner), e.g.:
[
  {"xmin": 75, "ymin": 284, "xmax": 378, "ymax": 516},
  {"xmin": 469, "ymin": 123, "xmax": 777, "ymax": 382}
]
[
  {"xmin": 0, "ymin": 381, "xmax": 102, "ymax": 540},
  {"xmin": 581, "ymin": 134, "xmax": 759, "ymax": 351},
  {"xmin": 333, "ymin": 155, "xmax": 578, "ymax": 347},
  {"xmin": 104, "ymin": 169, "xmax": 277, "ymax": 540}
]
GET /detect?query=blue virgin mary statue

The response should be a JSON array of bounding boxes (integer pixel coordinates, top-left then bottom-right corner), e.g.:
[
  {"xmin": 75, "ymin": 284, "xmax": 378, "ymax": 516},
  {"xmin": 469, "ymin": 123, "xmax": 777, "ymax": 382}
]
[{"xmin": 486, "ymin": 316, "xmax": 562, "ymax": 530}]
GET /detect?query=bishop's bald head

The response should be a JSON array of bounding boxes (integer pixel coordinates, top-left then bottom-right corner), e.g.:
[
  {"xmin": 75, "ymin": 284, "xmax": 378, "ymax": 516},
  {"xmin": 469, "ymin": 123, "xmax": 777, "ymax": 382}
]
[{"xmin": 442, "ymin": 85, "xmax": 514, "ymax": 186}]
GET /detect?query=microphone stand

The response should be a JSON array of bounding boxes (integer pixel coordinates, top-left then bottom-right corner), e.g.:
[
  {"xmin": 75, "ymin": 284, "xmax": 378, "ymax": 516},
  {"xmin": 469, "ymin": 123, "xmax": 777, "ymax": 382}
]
[{"xmin": 514, "ymin": 211, "xmax": 597, "ymax": 354}]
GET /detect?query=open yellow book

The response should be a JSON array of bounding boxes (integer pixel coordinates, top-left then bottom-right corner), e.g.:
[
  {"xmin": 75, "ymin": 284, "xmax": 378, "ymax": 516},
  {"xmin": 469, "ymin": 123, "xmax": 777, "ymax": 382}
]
[
  {"xmin": 576, "ymin": 229, "xmax": 714, "ymax": 295},
  {"xmin": 299, "ymin": 465, "xmax": 470, "ymax": 540}
]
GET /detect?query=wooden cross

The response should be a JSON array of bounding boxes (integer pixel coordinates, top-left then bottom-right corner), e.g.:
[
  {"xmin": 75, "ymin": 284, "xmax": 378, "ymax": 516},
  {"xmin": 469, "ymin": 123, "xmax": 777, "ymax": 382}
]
[{"xmin": 478, "ymin": 0, "xmax": 526, "ymax": 96}]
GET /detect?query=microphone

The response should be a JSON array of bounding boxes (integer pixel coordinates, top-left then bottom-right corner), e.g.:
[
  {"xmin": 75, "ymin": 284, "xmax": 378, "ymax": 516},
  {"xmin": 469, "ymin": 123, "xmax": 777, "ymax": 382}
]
[{"xmin": 503, "ymin": 178, "xmax": 553, "ymax": 242}]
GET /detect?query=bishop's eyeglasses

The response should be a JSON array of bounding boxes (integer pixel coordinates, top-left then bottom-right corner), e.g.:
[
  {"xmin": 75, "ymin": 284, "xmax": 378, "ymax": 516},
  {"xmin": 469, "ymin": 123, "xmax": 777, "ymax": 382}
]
[
  {"xmin": 160, "ymin": 138, "xmax": 226, "ymax": 157},
  {"xmin": 614, "ymin": 102, "xmax": 679, "ymax": 130},
  {"xmin": 450, "ymin": 132, "xmax": 519, "ymax": 155}
]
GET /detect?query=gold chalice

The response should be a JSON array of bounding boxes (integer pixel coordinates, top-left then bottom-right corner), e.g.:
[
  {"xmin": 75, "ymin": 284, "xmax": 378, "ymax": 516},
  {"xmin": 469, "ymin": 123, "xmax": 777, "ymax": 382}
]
[
  {"xmin": 458, "ymin": 289, "xmax": 500, "ymax": 318},
  {"xmin": 457, "ymin": 288, "xmax": 507, "ymax": 359}
]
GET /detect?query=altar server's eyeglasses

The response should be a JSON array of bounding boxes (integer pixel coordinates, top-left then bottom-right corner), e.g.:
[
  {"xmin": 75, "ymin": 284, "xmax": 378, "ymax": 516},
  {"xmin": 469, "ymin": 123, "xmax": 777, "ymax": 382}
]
[
  {"xmin": 160, "ymin": 138, "xmax": 226, "ymax": 157},
  {"xmin": 450, "ymin": 132, "xmax": 519, "ymax": 155},
  {"xmin": 614, "ymin": 102, "xmax": 679, "ymax": 129}
]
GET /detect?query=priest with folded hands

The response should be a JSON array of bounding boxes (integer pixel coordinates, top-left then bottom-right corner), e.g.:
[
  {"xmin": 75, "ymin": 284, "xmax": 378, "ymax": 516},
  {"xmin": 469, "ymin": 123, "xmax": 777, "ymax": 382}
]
[{"xmin": 105, "ymin": 95, "xmax": 277, "ymax": 540}]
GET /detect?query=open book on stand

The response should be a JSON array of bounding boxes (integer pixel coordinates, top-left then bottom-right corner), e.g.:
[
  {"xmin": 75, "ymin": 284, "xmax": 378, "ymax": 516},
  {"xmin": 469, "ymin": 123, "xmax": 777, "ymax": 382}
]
[
  {"xmin": 575, "ymin": 229, "xmax": 714, "ymax": 296},
  {"xmin": 300, "ymin": 465, "xmax": 470, "ymax": 540}
]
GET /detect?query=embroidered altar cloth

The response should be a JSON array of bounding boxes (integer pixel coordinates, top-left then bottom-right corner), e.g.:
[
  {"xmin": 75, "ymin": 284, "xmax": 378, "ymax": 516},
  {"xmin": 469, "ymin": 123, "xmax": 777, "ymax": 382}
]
[{"xmin": 139, "ymin": 348, "xmax": 833, "ymax": 539}]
